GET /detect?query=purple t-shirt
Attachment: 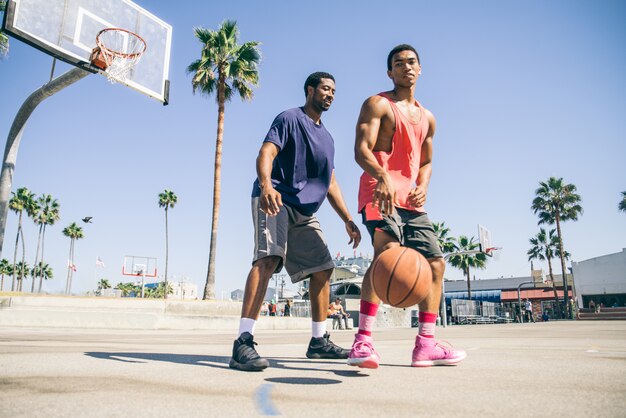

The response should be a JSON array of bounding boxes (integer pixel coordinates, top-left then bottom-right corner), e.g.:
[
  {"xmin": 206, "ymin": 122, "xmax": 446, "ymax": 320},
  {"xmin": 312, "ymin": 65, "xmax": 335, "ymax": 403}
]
[{"xmin": 252, "ymin": 107, "xmax": 335, "ymax": 216}]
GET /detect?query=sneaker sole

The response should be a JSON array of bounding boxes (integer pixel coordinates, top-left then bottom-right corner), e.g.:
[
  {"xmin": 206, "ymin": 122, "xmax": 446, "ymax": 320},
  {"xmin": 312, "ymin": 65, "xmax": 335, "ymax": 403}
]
[
  {"xmin": 411, "ymin": 352, "xmax": 467, "ymax": 367},
  {"xmin": 306, "ymin": 352, "xmax": 349, "ymax": 360},
  {"xmin": 229, "ymin": 358, "xmax": 269, "ymax": 372},
  {"xmin": 347, "ymin": 357, "xmax": 379, "ymax": 369}
]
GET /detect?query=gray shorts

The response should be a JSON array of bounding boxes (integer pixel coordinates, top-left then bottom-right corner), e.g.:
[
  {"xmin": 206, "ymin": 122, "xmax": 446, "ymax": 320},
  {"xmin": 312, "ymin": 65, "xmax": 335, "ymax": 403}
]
[
  {"xmin": 252, "ymin": 197, "xmax": 335, "ymax": 283},
  {"xmin": 361, "ymin": 206, "xmax": 443, "ymax": 259}
]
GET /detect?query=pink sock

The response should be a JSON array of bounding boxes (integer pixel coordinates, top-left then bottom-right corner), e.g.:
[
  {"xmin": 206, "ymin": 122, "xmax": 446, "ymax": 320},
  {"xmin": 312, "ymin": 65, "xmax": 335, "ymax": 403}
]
[
  {"xmin": 418, "ymin": 312, "xmax": 437, "ymax": 338},
  {"xmin": 358, "ymin": 300, "xmax": 379, "ymax": 337}
]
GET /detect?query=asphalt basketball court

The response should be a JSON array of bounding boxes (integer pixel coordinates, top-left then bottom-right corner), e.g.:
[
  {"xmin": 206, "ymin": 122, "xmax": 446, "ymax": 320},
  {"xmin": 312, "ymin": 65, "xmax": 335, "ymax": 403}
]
[{"xmin": 2, "ymin": 321, "xmax": 625, "ymax": 417}]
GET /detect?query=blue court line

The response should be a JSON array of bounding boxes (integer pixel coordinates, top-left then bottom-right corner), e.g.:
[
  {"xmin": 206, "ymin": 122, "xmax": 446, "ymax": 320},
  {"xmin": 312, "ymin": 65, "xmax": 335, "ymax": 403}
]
[{"xmin": 254, "ymin": 383, "xmax": 281, "ymax": 416}]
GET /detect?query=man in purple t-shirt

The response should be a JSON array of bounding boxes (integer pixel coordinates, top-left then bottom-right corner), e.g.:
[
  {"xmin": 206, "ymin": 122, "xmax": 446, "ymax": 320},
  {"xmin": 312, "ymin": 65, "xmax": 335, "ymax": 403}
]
[{"xmin": 230, "ymin": 72, "xmax": 362, "ymax": 372}]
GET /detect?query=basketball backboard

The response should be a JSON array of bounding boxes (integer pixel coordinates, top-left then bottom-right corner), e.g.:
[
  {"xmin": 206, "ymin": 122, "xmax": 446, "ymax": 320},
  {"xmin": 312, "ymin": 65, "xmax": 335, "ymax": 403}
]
[
  {"xmin": 478, "ymin": 224, "xmax": 502, "ymax": 258},
  {"xmin": 2, "ymin": 0, "xmax": 172, "ymax": 103},
  {"xmin": 122, "ymin": 255, "xmax": 157, "ymax": 277}
]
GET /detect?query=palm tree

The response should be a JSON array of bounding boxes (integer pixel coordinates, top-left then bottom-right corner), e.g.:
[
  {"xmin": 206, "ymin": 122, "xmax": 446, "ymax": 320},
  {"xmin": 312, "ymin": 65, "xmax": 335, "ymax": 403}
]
[
  {"xmin": 62, "ymin": 222, "xmax": 84, "ymax": 294},
  {"xmin": 432, "ymin": 221, "xmax": 456, "ymax": 254},
  {"xmin": 619, "ymin": 191, "xmax": 626, "ymax": 213},
  {"xmin": 14, "ymin": 261, "xmax": 29, "ymax": 292},
  {"xmin": 187, "ymin": 20, "xmax": 261, "ymax": 300},
  {"xmin": 447, "ymin": 235, "xmax": 487, "ymax": 299},
  {"xmin": 146, "ymin": 281, "xmax": 173, "ymax": 299},
  {"xmin": 527, "ymin": 228, "xmax": 563, "ymax": 316},
  {"xmin": 96, "ymin": 278, "xmax": 111, "ymax": 295},
  {"xmin": 8, "ymin": 187, "xmax": 35, "ymax": 291},
  {"xmin": 531, "ymin": 177, "xmax": 583, "ymax": 316},
  {"xmin": 158, "ymin": 190, "xmax": 177, "ymax": 299},
  {"xmin": 0, "ymin": 1, "xmax": 9, "ymax": 58},
  {"xmin": 0, "ymin": 258, "xmax": 12, "ymax": 291},
  {"xmin": 35, "ymin": 195, "xmax": 60, "ymax": 293},
  {"xmin": 115, "ymin": 282, "xmax": 137, "ymax": 297},
  {"xmin": 31, "ymin": 262, "xmax": 52, "ymax": 292}
]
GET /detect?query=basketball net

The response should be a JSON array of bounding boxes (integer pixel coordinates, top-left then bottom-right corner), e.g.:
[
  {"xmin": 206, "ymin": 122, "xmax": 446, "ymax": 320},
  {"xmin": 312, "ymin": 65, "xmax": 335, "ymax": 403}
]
[
  {"xmin": 485, "ymin": 247, "xmax": 502, "ymax": 261},
  {"xmin": 94, "ymin": 28, "xmax": 147, "ymax": 84}
]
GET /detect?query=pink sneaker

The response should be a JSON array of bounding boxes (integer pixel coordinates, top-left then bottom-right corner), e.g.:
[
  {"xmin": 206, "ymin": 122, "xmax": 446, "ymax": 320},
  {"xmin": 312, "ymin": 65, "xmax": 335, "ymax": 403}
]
[
  {"xmin": 347, "ymin": 334, "xmax": 380, "ymax": 369},
  {"xmin": 411, "ymin": 335, "xmax": 466, "ymax": 367}
]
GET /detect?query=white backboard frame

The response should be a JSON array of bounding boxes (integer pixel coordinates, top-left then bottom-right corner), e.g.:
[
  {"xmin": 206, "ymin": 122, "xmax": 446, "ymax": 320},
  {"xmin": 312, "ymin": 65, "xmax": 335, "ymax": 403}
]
[{"xmin": 2, "ymin": 0, "xmax": 172, "ymax": 104}]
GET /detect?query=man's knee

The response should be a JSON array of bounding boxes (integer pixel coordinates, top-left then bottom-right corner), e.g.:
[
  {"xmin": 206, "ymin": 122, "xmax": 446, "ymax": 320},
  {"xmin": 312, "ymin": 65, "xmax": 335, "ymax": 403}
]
[
  {"xmin": 428, "ymin": 257, "xmax": 445, "ymax": 281},
  {"xmin": 252, "ymin": 256, "xmax": 281, "ymax": 278},
  {"xmin": 309, "ymin": 268, "xmax": 333, "ymax": 285}
]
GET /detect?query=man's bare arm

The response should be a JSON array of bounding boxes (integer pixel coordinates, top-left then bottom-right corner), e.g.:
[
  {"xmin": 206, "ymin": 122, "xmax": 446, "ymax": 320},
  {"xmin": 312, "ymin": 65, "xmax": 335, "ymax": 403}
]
[
  {"xmin": 354, "ymin": 96, "xmax": 396, "ymax": 214},
  {"xmin": 327, "ymin": 170, "xmax": 361, "ymax": 248},
  {"xmin": 256, "ymin": 142, "xmax": 282, "ymax": 216}
]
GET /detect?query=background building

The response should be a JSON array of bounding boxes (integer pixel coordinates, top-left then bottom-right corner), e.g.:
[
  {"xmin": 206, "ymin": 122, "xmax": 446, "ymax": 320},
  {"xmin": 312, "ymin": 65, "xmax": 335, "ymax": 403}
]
[{"xmin": 572, "ymin": 248, "xmax": 626, "ymax": 309}]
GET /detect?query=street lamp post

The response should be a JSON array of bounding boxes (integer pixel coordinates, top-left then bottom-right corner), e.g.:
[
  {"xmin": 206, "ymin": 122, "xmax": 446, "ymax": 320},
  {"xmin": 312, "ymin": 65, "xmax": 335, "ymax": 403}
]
[
  {"xmin": 517, "ymin": 281, "xmax": 535, "ymax": 323},
  {"xmin": 441, "ymin": 250, "xmax": 484, "ymax": 328}
]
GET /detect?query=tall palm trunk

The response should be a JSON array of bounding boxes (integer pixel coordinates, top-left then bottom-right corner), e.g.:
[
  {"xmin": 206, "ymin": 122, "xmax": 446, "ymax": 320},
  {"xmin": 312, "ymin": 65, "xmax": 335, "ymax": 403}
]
[
  {"xmin": 555, "ymin": 214, "xmax": 569, "ymax": 317},
  {"xmin": 69, "ymin": 239, "xmax": 75, "ymax": 294},
  {"xmin": 465, "ymin": 266, "xmax": 472, "ymax": 300},
  {"xmin": 11, "ymin": 211, "xmax": 22, "ymax": 291},
  {"xmin": 546, "ymin": 257, "xmax": 561, "ymax": 317},
  {"xmin": 1, "ymin": 273, "xmax": 4, "ymax": 291},
  {"xmin": 204, "ymin": 74, "xmax": 226, "ymax": 300},
  {"xmin": 38, "ymin": 224, "xmax": 47, "ymax": 293},
  {"xmin": 65, "ymin": 238, "xmax": 73, "ymax": 294},
  {"xmin": 164, "ymin": 206, "xmax": 169, "ymax": 300},
  {"xmin": 31, "ymin": 224, "xmax": 43, "ymax": 292},
  {"xmin": 18, "ymin": 225, "xmax": 25, "ymax": 291}
]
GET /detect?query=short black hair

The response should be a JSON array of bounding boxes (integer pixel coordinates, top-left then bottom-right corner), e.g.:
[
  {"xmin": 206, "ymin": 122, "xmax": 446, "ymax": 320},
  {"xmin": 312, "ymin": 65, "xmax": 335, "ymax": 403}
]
[
  {"xmin": 304, "ymin": 72, "xmax": 335, "ymax": 97},
  {"xmin": 387, "ymin": 44, "xmax": 420, "ymax": 71}
]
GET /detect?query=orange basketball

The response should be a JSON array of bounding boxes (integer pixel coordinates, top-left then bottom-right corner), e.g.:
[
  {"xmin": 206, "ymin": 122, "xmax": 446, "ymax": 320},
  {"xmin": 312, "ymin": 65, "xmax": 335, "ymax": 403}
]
[{"xmin": 370, "ymin": 246, "xmax": 432, "ymax": 307}]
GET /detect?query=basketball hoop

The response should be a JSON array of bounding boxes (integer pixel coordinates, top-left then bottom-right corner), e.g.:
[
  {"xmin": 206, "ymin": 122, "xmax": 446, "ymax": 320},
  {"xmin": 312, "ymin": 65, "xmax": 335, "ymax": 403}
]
[
  {"xmin": 485, "ymin": 247, "xmax": 502, "ymax": 260},
  {"xmin": 90, "ymin": 28, "xmax": 147, "ymax": 83}
]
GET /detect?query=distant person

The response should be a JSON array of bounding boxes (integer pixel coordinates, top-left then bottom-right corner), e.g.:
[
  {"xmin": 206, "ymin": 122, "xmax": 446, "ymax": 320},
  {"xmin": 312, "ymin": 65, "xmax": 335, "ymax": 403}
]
[
  {"xmin": 569, "ymin": 298, "xmax": 577, "ymax": 320},
  {"xmin": 268, "ymin": 300, "xmax": 277, "ymax": 317},
  {"xmin": 541, "ymin": 311, "xmax": 549, "ymax": 322},
  {"xmin": 229, "ymin": 72, "xmax": 362, "ymax": 372},
  {"xmin": 348, "ymin": 44, "xmax": 465, "ymax": 369},
  {"xmin": 328, "ymin": 297, "xmax": 351, "ymax": 330},
  {"xmin": 588, "ymin": 300, "xmax": 596, "ymax": 313},
  {"xmin": 283, "ymin": 299, "xmax": 292, "ymax": 317},
  {"xmin": 524, "ymin": 299, "xmax": 535, "ymax": 323}
]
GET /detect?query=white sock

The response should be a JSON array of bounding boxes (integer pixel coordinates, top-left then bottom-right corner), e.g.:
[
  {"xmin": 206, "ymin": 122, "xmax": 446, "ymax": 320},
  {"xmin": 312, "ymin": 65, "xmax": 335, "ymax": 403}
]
[
  {"xmin": 312, "ymin": 320, "xmax": 326, "ymax": 338},
  {"xmin": 238, "ymin": 318, "xmax": 256, "ymax": 337}
]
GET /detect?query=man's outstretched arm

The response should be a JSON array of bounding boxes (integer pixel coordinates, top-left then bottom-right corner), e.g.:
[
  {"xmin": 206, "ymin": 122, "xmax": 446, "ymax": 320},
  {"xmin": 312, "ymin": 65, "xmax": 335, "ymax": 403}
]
[{"xmin": 327, "ymin": 170, "xmax": 361, "ymax": 249}]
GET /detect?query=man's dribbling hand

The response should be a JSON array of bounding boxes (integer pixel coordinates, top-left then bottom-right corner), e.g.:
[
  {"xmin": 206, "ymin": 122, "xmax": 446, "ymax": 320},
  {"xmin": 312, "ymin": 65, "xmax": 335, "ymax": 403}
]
[
  {"xmin": 345, "ymin": 220, "xmax": 362, "ymax": 249},
  {"xmin": 260, "ymin": 184, "xmax": 283, "ymax": 216},
  {"xmin": 373, "ymin": 174, "xmax": 397, "ymax": 215},
  {"xmin": 407, "ymin": 185, "xmax": 427, "ymax": 208}
]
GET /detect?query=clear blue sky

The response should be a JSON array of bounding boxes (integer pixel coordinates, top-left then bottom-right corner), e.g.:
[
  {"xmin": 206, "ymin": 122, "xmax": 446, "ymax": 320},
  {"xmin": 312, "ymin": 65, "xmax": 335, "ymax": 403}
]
[{"xmin": 1, "ymin": 0, "xmax": 624, "ymax": 296}]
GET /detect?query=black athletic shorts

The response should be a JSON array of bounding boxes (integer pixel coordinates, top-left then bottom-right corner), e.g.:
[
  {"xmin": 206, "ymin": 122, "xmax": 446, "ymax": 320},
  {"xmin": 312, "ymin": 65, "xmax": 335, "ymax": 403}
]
[{"xmin": 361, "ymin": 204, "xmax": 443, "ymax": 259}]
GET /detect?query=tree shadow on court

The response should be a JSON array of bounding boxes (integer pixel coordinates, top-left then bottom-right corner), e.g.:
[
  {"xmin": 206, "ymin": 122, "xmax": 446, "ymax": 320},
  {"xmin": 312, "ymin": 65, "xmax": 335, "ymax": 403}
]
[{"xmin": 84, "ymin": 352, "xmax": 367, "ymax": 378}]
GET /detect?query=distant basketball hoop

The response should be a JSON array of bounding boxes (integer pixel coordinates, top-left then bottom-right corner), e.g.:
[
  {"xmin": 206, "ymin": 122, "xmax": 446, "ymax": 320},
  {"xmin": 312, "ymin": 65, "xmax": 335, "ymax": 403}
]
[
  {"xmin": 478, "ymin": 224, "xmax": 502, "ymax": 260},
  {"xmin": 90, "ymin": 28, "xmax": 147, "ymax": 84}
]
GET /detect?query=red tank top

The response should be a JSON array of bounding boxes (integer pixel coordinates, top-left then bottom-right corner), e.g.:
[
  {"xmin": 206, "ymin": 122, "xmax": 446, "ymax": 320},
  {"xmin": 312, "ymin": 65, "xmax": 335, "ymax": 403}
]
[{"xmin": 358, "ymin": 93, "xmax": 429, "ymax": 216}]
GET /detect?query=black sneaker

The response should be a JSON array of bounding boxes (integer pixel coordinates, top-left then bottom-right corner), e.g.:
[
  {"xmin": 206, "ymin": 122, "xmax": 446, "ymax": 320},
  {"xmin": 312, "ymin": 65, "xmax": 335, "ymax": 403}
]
[
  {"xmin": 306, "ymin": 332, "xmax": 349, "ymax": 359},
  {"xmin": 229, "ymin": 332, "xmax": 269, "ymax": 372}
]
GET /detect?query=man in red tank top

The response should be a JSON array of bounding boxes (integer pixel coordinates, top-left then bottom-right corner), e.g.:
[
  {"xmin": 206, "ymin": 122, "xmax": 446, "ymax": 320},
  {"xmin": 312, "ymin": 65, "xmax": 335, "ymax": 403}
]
[{"xmin": 348, "ymin": 44, "xmax": 466, "ymax": 368}]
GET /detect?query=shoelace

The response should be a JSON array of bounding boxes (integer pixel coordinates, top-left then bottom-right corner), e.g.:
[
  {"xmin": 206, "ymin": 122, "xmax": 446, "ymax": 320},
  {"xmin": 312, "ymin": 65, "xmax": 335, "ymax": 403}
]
[
  {"xmin": 433, "ymin": 339, "xmax": 454, "ymax": 355},
  {"xmin": 351, "ymin": 340, "xmax": 376, "ymax": 355},
  {"xmin": 240, "ymin": 339, "xmax": 260, "ymax": 360}
]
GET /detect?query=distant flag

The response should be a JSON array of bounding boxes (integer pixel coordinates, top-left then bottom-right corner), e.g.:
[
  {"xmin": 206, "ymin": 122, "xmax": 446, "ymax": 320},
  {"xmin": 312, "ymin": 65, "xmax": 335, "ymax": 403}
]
[{"xmin": 96, "ymin": 257, "xmax": 105, "ymax": 268}]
